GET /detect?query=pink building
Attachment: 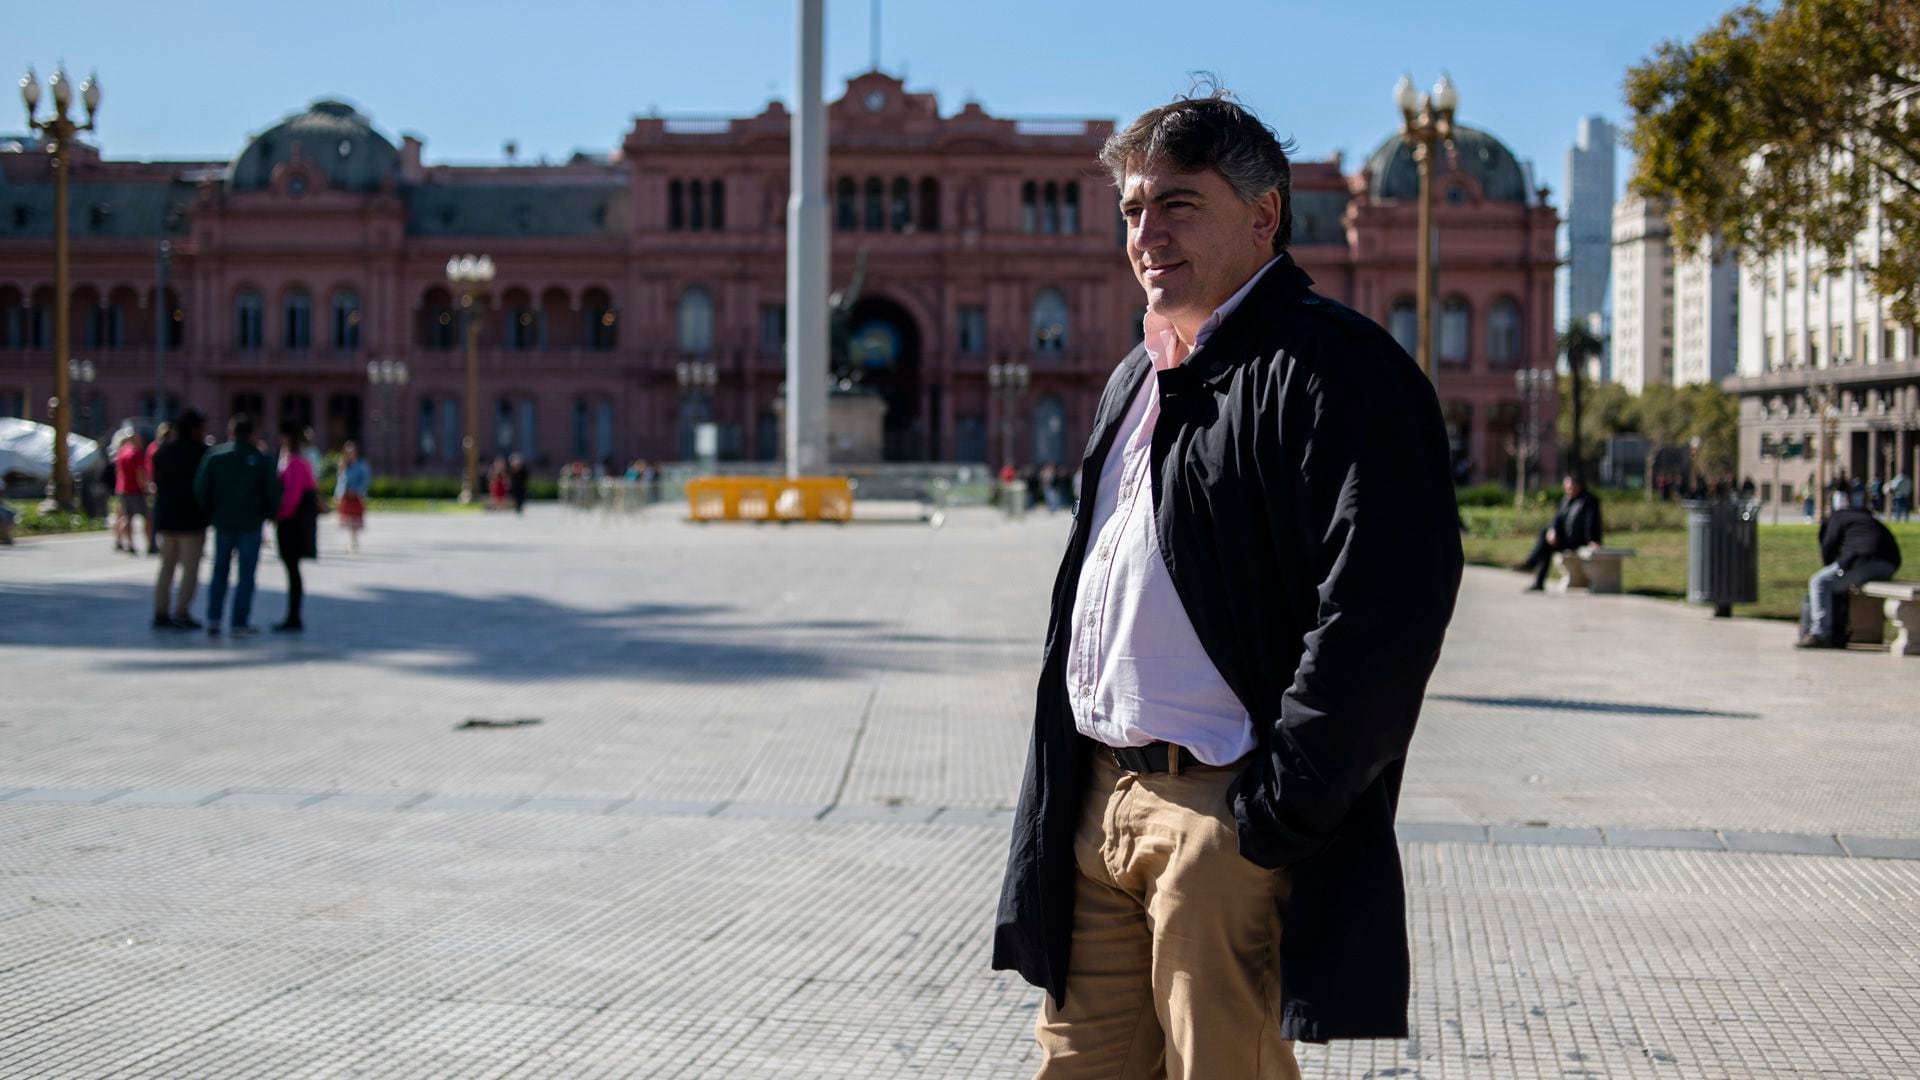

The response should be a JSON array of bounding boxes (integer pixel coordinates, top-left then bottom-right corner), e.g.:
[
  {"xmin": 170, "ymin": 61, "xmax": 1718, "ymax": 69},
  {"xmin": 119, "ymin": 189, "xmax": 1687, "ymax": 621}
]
[{"xmin": 0, "ymin": 74, "xmax": 1557, "ymax": 484}]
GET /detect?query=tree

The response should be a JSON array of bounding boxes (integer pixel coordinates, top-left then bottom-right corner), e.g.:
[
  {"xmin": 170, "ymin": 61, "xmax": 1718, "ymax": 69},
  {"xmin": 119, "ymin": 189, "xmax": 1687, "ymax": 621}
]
[
  {"xmin": 1636, "ymin": 383, "xmax": 1693, "ymax": 499},
  {"xmin": 1681, "ymin": 383, "xmax": 1741, "ymax": 481},
  {"xmin": 1558, "ymin": 378, "xmax": 1635, "ymax": 480},
  {"xmin": 1624, "ymin": 0, "xmax": 1920, "ymax": 321},
  {"xmin": 1557, "ymin": 321, "xmax": 1604, "ymax": 479}
]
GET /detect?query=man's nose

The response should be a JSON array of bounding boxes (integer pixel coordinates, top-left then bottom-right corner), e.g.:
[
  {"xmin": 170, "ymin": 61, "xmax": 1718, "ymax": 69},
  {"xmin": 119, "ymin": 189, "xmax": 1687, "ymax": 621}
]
[{"xmin": 1131, "ymin": 208, "xmax": 1169, "ymax": 253}]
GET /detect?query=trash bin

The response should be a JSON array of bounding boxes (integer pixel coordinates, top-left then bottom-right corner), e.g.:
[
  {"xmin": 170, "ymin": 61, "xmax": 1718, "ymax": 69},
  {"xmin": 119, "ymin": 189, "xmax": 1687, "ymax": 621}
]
[{"xmin": 1685, "ymin": 498, "xmax": 1759, "ymax": 617}]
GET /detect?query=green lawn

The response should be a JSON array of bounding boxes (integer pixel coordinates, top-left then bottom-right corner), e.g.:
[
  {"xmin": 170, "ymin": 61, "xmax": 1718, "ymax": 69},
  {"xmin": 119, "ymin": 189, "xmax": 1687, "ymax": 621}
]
[
  {"xmin": 1464, "ymin": 519, "xmax": 1920, "ymax": 621},
  {"xmin": 3, "ymin": 500, "xmax": 107, "ymax": 537}
]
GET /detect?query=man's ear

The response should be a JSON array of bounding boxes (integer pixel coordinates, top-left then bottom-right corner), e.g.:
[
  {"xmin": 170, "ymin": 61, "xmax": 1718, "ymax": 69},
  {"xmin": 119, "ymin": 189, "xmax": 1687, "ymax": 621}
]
[{"xmin": 1250, "ymin": 189, "xmax": 1282, "ymax": 249}]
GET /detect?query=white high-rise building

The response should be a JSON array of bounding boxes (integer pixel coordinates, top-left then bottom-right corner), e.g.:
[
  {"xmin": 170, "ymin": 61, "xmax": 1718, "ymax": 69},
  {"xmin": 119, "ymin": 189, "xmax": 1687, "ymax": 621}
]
[
  {"xmin": 1560, "ymin": 116, "xmax": 1615, "ymax": 378},
  {"xmin": 1610, "ymin": 195, "xmax": 1673, "ymax": 393},
  {"xmin": 1672, "ymin": 242, "xmax": 1739, "ymax": 386}
]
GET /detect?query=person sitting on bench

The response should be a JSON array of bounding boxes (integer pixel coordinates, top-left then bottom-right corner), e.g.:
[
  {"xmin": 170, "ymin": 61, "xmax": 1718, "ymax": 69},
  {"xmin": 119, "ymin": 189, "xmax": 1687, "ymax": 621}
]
[
  {"xmin": 1518, "ymin": 474, "xmax": 1603, "ymax": 592},
  {"xmin": 1799, "ymin": 503, "xmax": 1902, "ymax": 648}
]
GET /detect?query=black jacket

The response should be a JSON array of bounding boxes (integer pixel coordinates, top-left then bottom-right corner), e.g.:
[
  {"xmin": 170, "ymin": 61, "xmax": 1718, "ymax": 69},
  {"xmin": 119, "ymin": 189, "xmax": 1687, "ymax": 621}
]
[
  {"xmin": 992, "ymin": 256, "xmax": 1463, "ymax": 1043},
  {"xmin": 1551, "ymin": 490, "xmax": 1603, "ymax": 549},
  {"xmin": 150, "ymin": 438, "xmax": 209, "ymax": 533},
  {"xmin": 1820, "ymin": 509, "xmax": 1901, "ymax": 573}
]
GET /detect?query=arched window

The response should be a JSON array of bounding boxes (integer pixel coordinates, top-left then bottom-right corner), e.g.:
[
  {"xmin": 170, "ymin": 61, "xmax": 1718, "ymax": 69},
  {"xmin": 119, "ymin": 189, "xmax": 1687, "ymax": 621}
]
[
  {"xmin": 1388, "ymin": 298, "xmax": 1416, "ymax": 356},
  {"xmin": 161, "ymin": 289, "xmax": 185, "ymax": 349},
  {"xmin": 918, "ymin": 178, "xmax": 940, "ymax": 231},
  {"xmin": 835, "ymin": 178, "xmax": 857, "ymax": 231},
  {"xmin": 689, "ymin": 180, "xmax": 706, "ymax": 232},
  {"xmin": 29, "ymin": 287, "xmax": 53, "ymax": 348},
  {"xmin": 1063, "ymin": 182, "xmax": 1080, "ymax": 235},
  {"xmin": 1487, "ymin": 297, "xmax": 1521, "ymax": 367},
  {"xmin": 234, "ymin": 289, "xmax": 264, "ymax": 350},
  {"xmin": 1042, "ymin": 182, "xmax": 1060, "ymax": 235},
  {"xmin": 0, "ymin": 287, "xmax": 24, "ymax": 347},
  {"xmin": 678, "ymin": 286, "xmax": 714, "ymax": 354},
  {"xmin": 710, "ymin": 179, "xmax": 726, "ymax": 232},
  {"xmin": 584, "ymin": 287, "xmax": 617, "ymax": 351},
  {"xmin": 668, "ymin": 179, "xmax": 685, "ymax": 231},
  {"xmin": 283, "ymin": 288, "xmax": 312, "ymax": 350},
  {"xmin": 863, "ymin": 178, "xmax": 884, "ymax": 231},
  {"xmin": 421, "ymin": 287, "xmax": 456, "ymax": 350},
  {"xmin": 890, "ymin": 178, "xmax": 912, "ymax": 232},
  {"xmin": 1031, "ymin": 287, "xmax": 1070, "ymax": 353},
  {"xmin": 1022, "ymin": 182, "xmax": 1038, "ymax": 234},
  {"xmin": 1439, "ymin": 296, "xmax": 1471, "ymax": 367},
  {"xmin": 332, "ymin": 289, "xmax": 361, "ymax": 351},
  {"xmin": 1031, "ymin": 394, "xmax": 1067, "ymax": 466},
  {"xmin": 103, "ymin": 288, "xmax": 136, "ymax": 349},
  {"xmin": 572, "ymin": 397, "xmax": 615, "ymax": 462},
  {"xmin": 503, "ymin": 288, "xmax": 537, "ymax": 351}
]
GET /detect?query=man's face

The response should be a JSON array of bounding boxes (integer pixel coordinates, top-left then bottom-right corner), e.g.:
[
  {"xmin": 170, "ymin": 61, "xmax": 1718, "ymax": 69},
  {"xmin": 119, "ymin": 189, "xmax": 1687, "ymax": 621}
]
[
  {"xmin": 1120, "ymin": 163, "xmax": 1279, "ymax": 331},
  {"xmin": 1564, "ymin": 477, "xmax": 1580, "ymax": 499}
]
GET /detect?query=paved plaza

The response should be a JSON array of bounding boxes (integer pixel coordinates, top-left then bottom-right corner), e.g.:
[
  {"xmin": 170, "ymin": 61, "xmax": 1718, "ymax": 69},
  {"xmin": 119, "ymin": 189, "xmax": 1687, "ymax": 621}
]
[{"xmin": 1, "ymin": 505, "xmax": 1917, "ymax": 1078}]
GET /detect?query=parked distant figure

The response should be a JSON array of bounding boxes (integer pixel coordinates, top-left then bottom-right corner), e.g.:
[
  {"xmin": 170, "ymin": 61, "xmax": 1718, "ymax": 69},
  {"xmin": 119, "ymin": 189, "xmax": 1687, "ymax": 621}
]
[
  {"xmin": 113, "ymin": 429, "xmax": 153, "ymax": 556},
  {"xmin": 301, "ymin": 426, "xmax": 323, "ymax": 479},
  {"xmin": 149, "ymin": 411, "xmax": 209, "ymax": 629},
  {"xmin": 194, "ymin": 414, "xmax": 280, "ymax": 636},
  {"xmin": 509, "ymin": 454, "xmax": 529, "ymax": 514},
  {"xmin": 1517, "ymin": 475, "xmax": 1604, "ymax": 592},
  {"xmin": 1798, "ymin": 505, "xmax": 1902, "ymax": 649},
  {"xmin": 487, "ymin": 457, "xmax": 510, "ymax": 510},
  {"xmin": 1889, "ymin": 470, "xmax": 1912, "ymax": 522},
  {"xmin": 272, "ymin": 423, "xmax": 320, "ymax": 632},
  {"xmin": 334, "ymin": 441, "xmax": 370, "ymax": 553}
]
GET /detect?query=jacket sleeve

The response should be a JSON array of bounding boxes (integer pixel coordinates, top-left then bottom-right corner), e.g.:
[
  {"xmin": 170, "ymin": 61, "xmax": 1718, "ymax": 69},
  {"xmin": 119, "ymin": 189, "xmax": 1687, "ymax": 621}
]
[
  {"xmin": 1819, "ymin": 517, "xmax": 1840, "ymax": 566},
  {"xmin": 262, "ymin": 457, "xmax": 283, "ymax": 518},
  {"xmin": 1589, "ymin": 499, "xmax": 1604, "ymax": 545},
  {"xmin": 1233, "ymin": 344, "xmax": 1463, "ymax": 870},
  {"xmin": 193, "ymin": 455, "xmax": 212, "ymax": 511}
]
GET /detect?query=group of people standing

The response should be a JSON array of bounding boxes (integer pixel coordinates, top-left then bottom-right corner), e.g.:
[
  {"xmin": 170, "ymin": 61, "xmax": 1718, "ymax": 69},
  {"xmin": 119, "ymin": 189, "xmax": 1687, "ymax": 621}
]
[{"xmin": 142, "ymin": 412, "xmax": 372, "ymax": 635}]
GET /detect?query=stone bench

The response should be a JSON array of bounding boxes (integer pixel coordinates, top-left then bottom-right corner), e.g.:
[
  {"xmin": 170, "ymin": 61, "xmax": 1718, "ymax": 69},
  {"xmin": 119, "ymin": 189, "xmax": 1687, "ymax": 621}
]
[
  {"xmin": 1859, "ymin": 582, "xmax": 1920, "ymax": 657},
  {"xmin": 1551, "ymin": 546, "xmax": 1637, "ymax": 595}
]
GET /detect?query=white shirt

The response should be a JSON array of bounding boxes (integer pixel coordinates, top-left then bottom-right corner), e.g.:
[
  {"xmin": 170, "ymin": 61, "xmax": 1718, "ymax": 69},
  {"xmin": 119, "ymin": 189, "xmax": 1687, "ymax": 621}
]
[{"xmin": 1064, "ymin": 257, "xmax": 1281, "ymax": 765}]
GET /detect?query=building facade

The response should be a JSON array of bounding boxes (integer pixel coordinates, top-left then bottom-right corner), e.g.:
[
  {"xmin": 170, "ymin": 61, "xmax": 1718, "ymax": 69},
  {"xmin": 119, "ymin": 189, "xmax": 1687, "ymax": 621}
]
[
  {"xmin": 1728, "ymin": 216, "xmax": 1920, "ymax": 515},
  {"xmin": 1609, "ymin": 195, "xmax": 1673, "ymax": 393},
  {"xmin": 1672, "ymin": 241, "xmax": 1738, "ymax": 387},
  {"xmin": 1560, "ymin": 115, "xmax": 1615, "ymax": 378},
  {"xmin": 0, "ymin": 74, "xmax": 1558, "ymax": 484}
]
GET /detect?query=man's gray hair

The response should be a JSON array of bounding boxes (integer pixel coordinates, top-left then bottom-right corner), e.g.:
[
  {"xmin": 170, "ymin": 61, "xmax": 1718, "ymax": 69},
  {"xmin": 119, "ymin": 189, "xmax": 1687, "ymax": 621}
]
[{"xmin": 1098, "ymin": 77, "xmax": 1295, "ymax": 254}]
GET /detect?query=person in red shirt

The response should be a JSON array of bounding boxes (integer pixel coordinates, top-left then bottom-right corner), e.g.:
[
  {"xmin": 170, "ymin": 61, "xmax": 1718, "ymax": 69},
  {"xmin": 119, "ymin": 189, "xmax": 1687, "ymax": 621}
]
[{"xmin": 113, "ymin": 430, "xmax": 154, "ymax": 556}]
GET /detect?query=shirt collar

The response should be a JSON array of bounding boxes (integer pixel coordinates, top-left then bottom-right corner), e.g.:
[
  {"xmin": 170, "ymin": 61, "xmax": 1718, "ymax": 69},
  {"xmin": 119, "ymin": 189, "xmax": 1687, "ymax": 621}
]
[{"xmin": 1141, "ymin": 254, "xmax": 1284, "ymax": 372}]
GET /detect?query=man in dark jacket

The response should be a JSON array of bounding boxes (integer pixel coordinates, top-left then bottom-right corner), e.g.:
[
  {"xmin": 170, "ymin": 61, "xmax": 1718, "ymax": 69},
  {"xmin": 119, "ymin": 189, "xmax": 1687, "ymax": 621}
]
[
  {"xmin": 193, "ymin": 414, "xmax": 280, "ymax": 636},
  {"xmin": 1516, "ymin": 475, "xmax": 1604, "ymax": 591},
  {"xmin": 994, "ymin": 87, "xmax": 1462, "ymax": 1076},
  {"xmin": 1799, "ymin": 506, "xmax": 1902, "ymax": 647},
  {"xmin": 149, "ymin": 408, "xmax": 211, "ymax": 629}
]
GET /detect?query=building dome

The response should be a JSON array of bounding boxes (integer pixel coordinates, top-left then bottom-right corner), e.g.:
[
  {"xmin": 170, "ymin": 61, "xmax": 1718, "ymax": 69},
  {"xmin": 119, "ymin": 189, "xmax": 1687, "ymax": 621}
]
[
  {"xmin": 1365, "ymin": 124, "xmax": 1529, "ymax": 204},
  {"xmin": 229, "ymin": 100, "xmax": 398, "ymax": 192}
]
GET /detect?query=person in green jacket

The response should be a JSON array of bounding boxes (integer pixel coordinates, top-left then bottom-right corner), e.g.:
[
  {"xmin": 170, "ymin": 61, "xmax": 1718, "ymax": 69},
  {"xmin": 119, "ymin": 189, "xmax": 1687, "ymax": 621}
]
[{"xmin": 193, "ymin": 414, "xmax": 281, "ymax": 636}]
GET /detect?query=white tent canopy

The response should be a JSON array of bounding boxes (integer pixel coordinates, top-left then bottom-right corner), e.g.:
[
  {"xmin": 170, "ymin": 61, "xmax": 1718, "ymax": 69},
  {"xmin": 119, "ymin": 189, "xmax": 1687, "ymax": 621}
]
[{"xmin": 0, "ymin": 418, "xmax": 105, "ymax": 482}]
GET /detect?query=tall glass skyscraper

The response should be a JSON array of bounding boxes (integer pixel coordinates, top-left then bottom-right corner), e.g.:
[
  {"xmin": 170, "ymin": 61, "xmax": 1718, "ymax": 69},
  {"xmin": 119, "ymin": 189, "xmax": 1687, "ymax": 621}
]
[{"xmin": 1559, "ymin": 116, "xmax": 1616, "ymax": 379}]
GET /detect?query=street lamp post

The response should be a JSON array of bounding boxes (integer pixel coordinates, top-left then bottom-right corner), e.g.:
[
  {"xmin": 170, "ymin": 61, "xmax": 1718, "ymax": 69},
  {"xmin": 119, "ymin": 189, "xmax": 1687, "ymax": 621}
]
[
  {"xmin": 366, "ymin": 359, "xmax": 409, "ymax": 475},
  {"xmin": 1393, "ymin": 72, "xmax": 1458, "ymax": 386},
  {"xmin": 675, "ymin": 359, "xmax": 718, "ymax": 462},
  {"xmin": 21, "ymin": 64, "xmax": 101, "ymax": 510},
  {"xmin": 988, "ymin": 360, "xmax": 1030, "ymax": 470},
  {"xmin": 1513, "ymin": 367, "xmax": 1552, "ymax": 506},
  {"xmin": 446, "ymin": 254, "xmax": 494, "ymax": 502}
]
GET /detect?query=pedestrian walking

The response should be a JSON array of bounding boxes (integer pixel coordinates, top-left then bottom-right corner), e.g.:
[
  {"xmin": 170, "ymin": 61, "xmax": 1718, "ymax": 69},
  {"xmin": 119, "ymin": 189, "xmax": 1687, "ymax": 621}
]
[
  {"xmin": 149, "ymin": 410, "xmax": 210, "ymax": 629},
  {"xmin": 1797, "ymin": 505, "xmax": 1902, "ymax": 649},
  {"xmin": 272, "ymin": 423, "xmax": 320, "ymax": 632},
  {"xmin": 994, "ymin": 86, "xmax": 1462, "ymax": 1078},
  {"xmin": 509, "ymin": 453, "xmax": 529, "ymax": 514},
  {"xmin": 112, "ymin": 428, "xmax": 154, "ymax": 556},
  {"xmin": 1891, "ymin": 470, "xmax": 1913, "ymax": 522},
  {"xmin": 193, "ymin": 414, "xmax": 280, "ymax": 637},
  {"xmin": 334, "ymin": 441, "xmax": 370, "ymax": 553},
  {"xmin": 488, "ymin": 457, "xmax": 510, "ymax": 510}
]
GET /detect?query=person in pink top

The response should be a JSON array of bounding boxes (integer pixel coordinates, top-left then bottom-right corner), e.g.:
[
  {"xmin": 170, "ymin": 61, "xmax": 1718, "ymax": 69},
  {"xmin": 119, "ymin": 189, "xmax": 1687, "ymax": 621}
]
[
  {"xmin": 112, "ymin": 430, "xmax": 153, "ymax": 556},
  {"xmin": 271, "ymin": 422, "xmax": 321, "ymax": 632}
]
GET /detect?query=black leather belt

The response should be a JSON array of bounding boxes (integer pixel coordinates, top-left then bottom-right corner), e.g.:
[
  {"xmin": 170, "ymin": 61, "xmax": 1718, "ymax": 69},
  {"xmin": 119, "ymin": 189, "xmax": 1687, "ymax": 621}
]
[{"xmin": 1110, "ymin": 742, "xmax": 1178, "ymax": 774}]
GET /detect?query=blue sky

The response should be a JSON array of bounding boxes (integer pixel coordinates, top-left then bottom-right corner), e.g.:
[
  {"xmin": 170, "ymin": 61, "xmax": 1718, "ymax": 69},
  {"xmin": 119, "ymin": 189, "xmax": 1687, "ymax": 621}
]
[{"xmin": 8, "ymin": 0, "xmax": 1734, "ymax": 201}]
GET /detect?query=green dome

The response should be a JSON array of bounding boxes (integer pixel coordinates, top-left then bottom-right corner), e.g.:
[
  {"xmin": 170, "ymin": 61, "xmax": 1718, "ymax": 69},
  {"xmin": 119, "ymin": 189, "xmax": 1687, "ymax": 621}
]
[
  {"xmin": 230, "ymin": 100, "xmax": 398, "ymax": 192},
  {"xmin": 1365, "ymin": 124, "xmax": 1529, "ymax": 204}
]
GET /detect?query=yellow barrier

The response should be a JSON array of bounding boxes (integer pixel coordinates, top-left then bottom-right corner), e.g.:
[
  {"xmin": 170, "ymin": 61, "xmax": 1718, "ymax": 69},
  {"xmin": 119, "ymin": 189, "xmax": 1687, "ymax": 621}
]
[{"xmin": 685, "ymin": 476, "xmax": 854, "ymax": 523}]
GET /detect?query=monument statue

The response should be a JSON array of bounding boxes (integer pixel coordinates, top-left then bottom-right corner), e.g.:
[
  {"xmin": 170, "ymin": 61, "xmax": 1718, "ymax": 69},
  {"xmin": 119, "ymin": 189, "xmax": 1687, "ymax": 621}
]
[{"xmin": 828, "ymin": 247, "xmax": 868, "ymax": 388}]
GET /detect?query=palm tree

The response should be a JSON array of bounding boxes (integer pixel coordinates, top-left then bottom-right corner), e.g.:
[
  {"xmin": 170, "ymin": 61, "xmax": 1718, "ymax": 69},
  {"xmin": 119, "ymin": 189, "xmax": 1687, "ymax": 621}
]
[{"xmin": 1557, "ymin": 321, "xmax": 1603, "ymax": 482}]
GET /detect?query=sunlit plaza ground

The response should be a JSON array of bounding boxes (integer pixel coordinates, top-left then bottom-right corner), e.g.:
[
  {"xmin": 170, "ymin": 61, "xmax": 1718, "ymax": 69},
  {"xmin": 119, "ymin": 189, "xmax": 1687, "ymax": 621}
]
[{"xmin": 2, "ymin": 505, "xmax": 1918, "ymax": 1077}]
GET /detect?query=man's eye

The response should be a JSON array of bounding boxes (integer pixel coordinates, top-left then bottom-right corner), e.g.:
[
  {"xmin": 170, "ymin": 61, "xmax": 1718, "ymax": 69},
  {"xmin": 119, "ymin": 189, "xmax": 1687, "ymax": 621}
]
[
  {"xmin": 1164, "ymin": 201, "xmax": 1192, "ymax": 210},
  {"xmin": 1121, "ymin": 207, "xmax": 1142, "ymax": 221}
]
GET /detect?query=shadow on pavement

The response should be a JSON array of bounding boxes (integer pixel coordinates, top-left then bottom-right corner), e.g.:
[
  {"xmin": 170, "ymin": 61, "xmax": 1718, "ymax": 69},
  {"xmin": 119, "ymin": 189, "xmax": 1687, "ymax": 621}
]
[{"xmin": 1428, "ymin": 693, "xmax": 1761, "ymax": 720}]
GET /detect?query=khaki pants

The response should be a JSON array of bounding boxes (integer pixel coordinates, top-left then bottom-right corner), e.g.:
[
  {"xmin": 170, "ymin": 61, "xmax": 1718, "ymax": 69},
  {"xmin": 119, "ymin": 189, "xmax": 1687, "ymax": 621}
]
[
  {"xmin": 154, "ymin": 530, "xmax": 205, "ymax": 619},
  {"xmin": 1034, "ymin": 749, "xmax": 1299, "ymax": 1080}
]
